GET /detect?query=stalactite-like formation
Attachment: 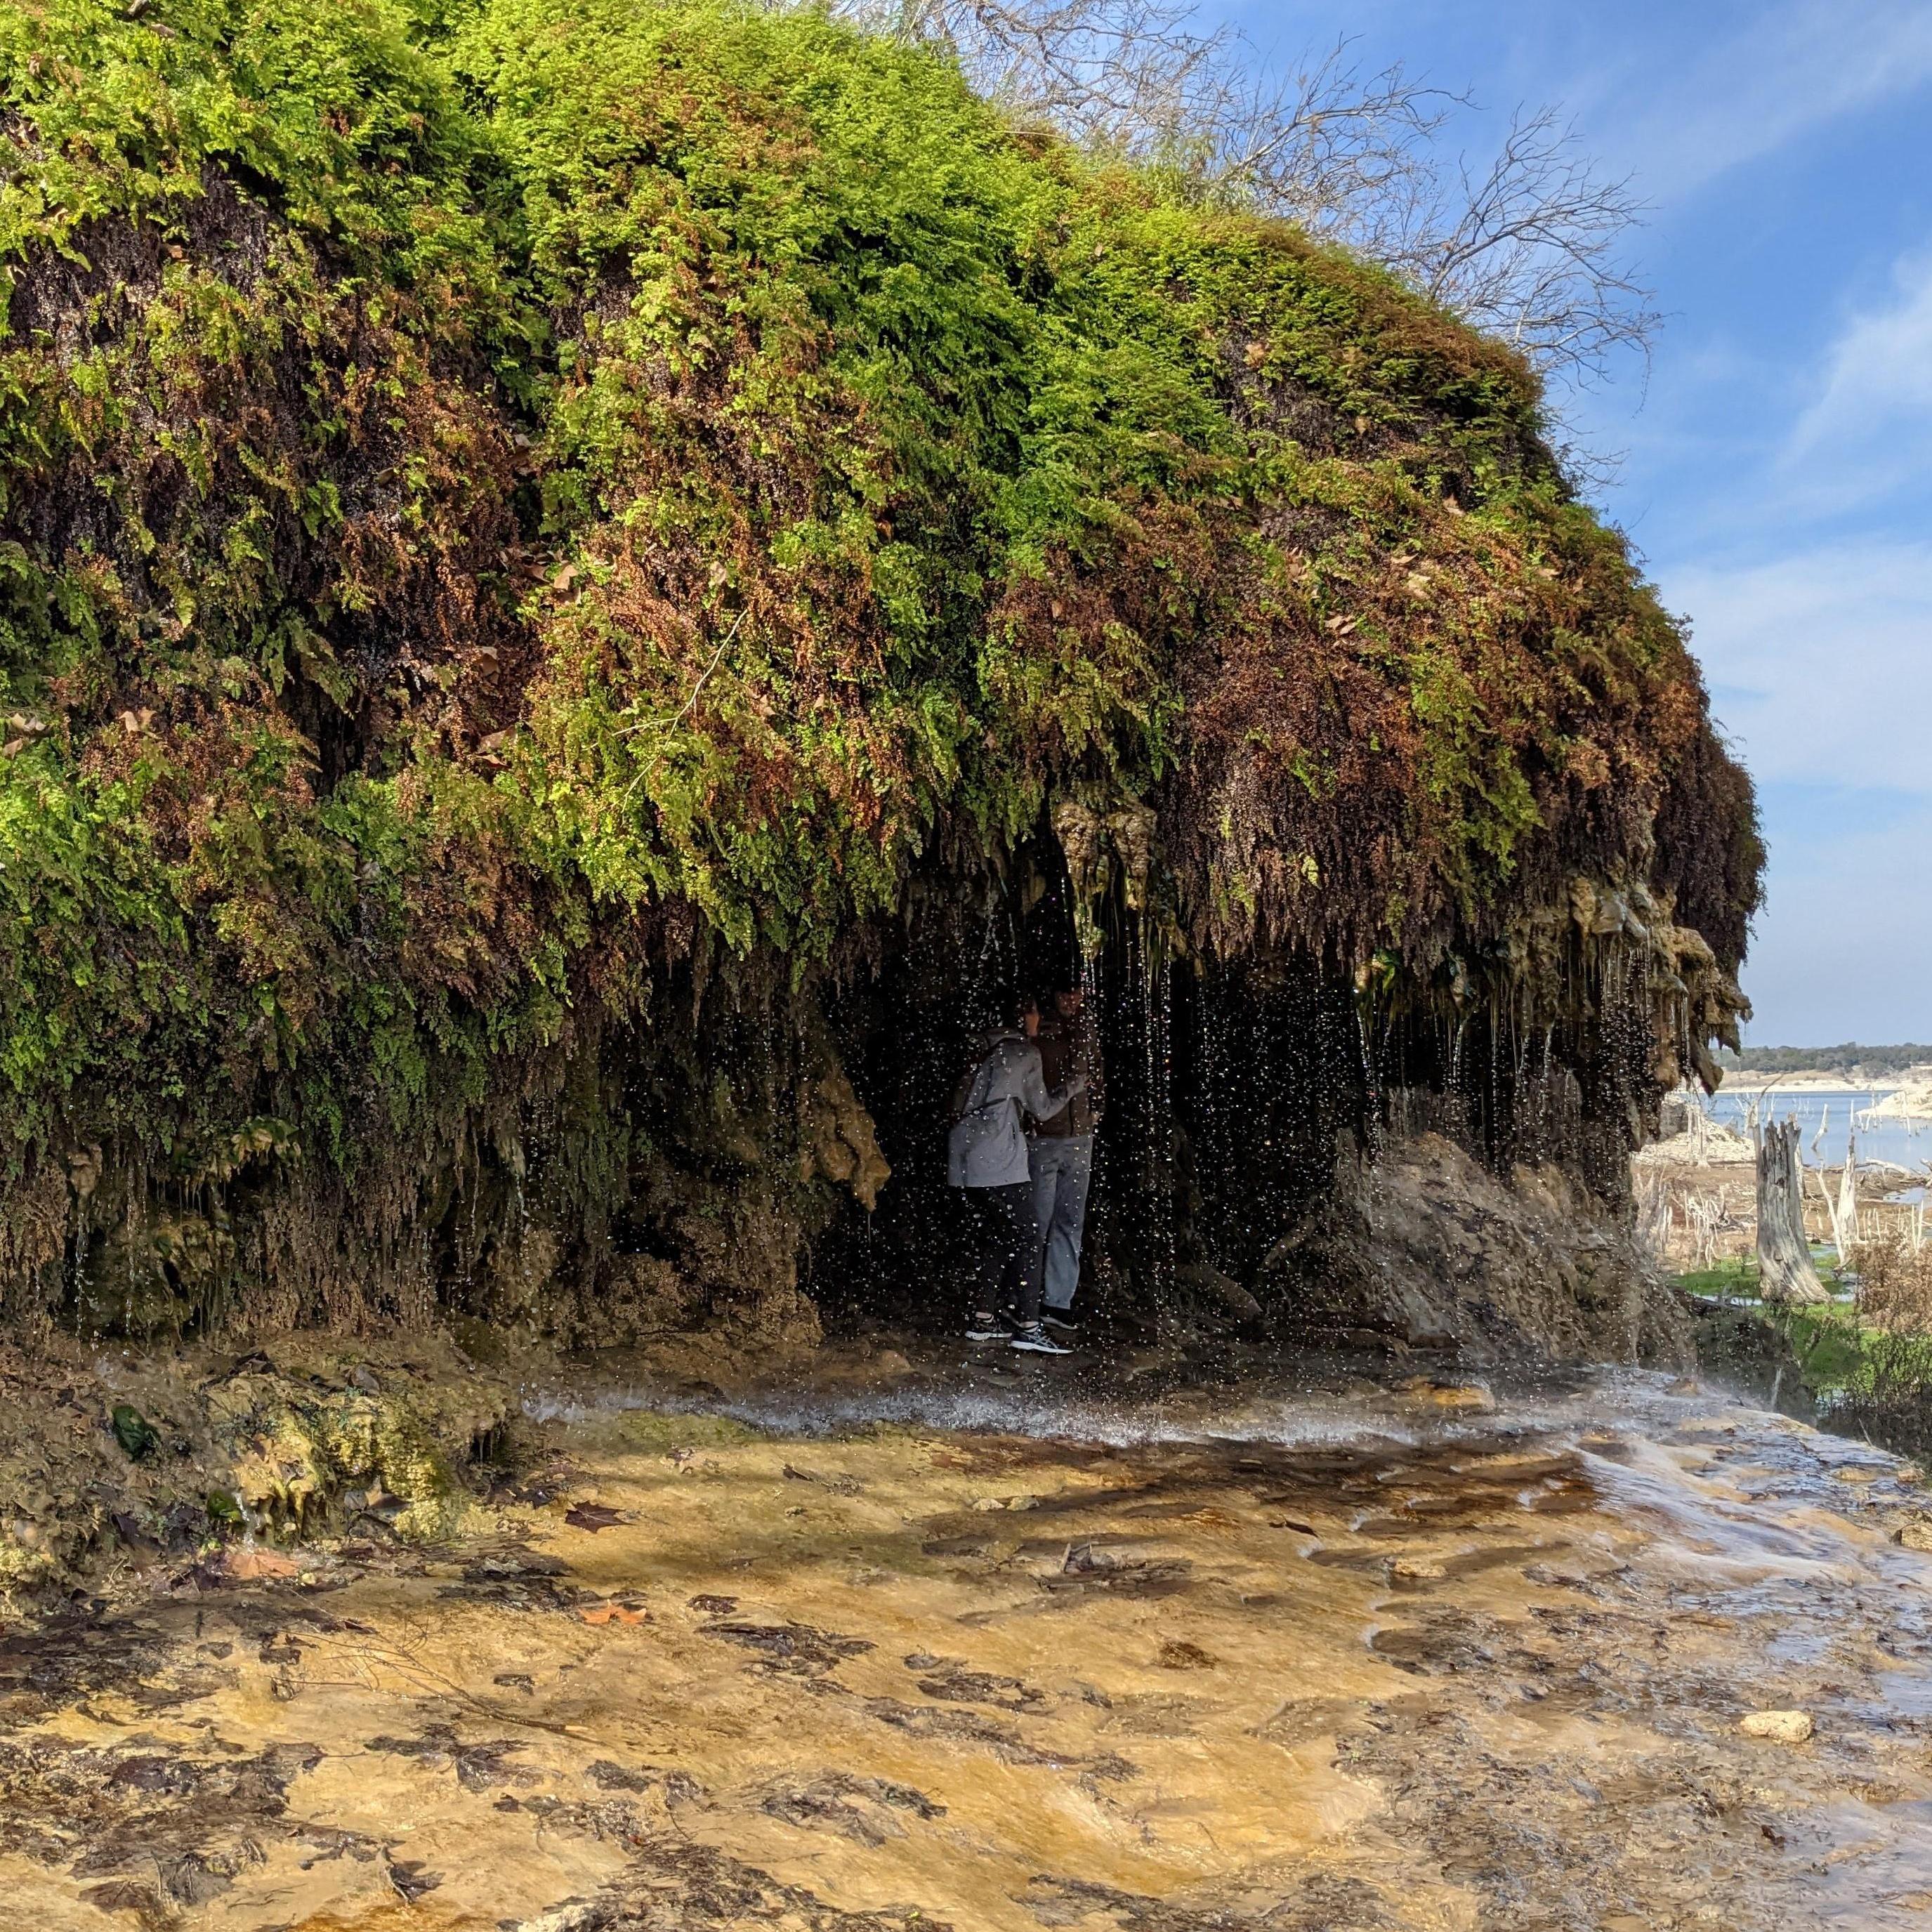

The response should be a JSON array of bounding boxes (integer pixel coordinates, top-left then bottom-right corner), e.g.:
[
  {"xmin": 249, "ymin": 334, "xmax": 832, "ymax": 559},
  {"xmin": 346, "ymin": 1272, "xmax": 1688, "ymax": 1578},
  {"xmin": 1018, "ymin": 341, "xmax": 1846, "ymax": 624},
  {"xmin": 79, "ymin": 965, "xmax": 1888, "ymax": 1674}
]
[{"xmin": 0, "ymin": 0, "xmax": 1760, "ymax": 1346}]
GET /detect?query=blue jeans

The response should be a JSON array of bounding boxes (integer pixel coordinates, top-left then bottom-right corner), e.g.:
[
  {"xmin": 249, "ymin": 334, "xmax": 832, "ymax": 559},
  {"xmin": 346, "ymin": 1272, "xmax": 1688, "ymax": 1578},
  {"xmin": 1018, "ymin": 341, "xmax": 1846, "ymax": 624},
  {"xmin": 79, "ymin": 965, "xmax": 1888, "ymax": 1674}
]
[{"xmin": 1030, "ymin": 1134, "xmax": 1093, "ymax": 1311}]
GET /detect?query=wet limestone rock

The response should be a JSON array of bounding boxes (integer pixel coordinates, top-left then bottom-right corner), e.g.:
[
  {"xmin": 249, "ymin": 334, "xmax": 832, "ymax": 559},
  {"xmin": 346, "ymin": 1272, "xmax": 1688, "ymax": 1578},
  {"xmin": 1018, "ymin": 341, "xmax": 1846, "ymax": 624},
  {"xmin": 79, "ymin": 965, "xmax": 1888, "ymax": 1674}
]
[
  {"xmin": 797, "ymin": 1060, "xmax": 891, "ymax": 1211},
  {"xmin": 1268, "ymin": 1132, "xmax": 1693, "ymax": 1367},
  {"xmin": 1739, "ymin": 1711, "xmax": 1813, "ymax": 1743},
  {"xmin": 0, "ymin": 1332, "xmax": 512, "ymax": 1608}
]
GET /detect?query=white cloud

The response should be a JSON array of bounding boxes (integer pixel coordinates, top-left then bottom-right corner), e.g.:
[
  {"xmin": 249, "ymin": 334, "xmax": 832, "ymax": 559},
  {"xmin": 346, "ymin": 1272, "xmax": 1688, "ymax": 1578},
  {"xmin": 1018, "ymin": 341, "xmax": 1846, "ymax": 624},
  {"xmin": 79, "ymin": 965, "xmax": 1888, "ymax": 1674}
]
[
  {"xmin": 1611, "ymin": 0, "xmax": 1932, "ymax": 197},
  {"xmin": 1782, "ymin": 250, "xmax": 1932, "ymax": 501},
  {"xmin": 1660, "ymin": 538, "xmax": 1932, "ymax": 1038},
  {"xmin": 1660, "ymin": 539, "xmax": 1932, "ymax": 796}
]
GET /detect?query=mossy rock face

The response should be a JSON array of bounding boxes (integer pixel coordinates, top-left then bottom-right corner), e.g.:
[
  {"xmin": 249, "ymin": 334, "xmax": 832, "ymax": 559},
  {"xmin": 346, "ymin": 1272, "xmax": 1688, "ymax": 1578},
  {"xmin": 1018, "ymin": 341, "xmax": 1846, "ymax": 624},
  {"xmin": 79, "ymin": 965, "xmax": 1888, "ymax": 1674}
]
[
  {"xmin": 204, "ymin": 1348, "xmax": 506, "ymax": 1539},
  {"xmin": 612, "ymin": 1409, "xmax": 768, "ymax": 1454},
  {"xmin": 0, "ymin": 1332, "xmax": 512, "ymax": 1606},
  {"xmin": 0, "ymin": 0, "xmax": 1759, "ymax": 1335}
]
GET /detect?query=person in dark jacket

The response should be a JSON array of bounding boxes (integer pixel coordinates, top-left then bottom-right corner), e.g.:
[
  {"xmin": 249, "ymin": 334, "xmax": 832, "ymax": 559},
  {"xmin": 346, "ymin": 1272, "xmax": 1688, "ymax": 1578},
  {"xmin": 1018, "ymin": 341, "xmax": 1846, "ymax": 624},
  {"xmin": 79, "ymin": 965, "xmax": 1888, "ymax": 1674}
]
[
  {"xmin": 947, "ymin": 992, "xmax": 1085, "ymax": 1354},
  {"xmin": 1029, "ymin": 983, "xmax": 1103, "ymax": 1334}
]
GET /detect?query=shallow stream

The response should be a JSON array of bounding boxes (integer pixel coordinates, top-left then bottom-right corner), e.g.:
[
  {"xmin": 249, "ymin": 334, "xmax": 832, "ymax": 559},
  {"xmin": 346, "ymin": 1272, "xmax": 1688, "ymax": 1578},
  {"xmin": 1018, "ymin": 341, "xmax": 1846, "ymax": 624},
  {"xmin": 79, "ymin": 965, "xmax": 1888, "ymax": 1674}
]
[{"xmin": 7, "ymin": 1355, "xmax": 1932, "ymax": 1929}]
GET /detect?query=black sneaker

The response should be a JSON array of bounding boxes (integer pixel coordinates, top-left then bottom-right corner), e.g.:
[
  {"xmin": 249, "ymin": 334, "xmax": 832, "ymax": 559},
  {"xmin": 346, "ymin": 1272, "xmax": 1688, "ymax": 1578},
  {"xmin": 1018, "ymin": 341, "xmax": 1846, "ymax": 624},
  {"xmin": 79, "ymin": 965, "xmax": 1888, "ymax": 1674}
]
[
  {"xmin": 965, "ymin": 1313, "xmax": 1006, "ymax": 1342},
  {"xmin": 1011, "ymin": 1323, "xmax": 1072, "ymax": 1355},
  {"xmin": 1040, "ymin": 1310, "xmax": 1079, "ymax": 1335}
]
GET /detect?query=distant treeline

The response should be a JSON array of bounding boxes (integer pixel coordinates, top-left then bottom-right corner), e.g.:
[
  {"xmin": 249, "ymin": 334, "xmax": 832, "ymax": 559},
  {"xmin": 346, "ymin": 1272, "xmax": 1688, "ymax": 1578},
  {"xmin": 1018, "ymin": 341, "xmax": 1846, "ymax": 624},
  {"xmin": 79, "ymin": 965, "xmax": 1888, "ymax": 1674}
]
[{"xmin": 1719, "ymin": 1044, "xmax": 1932, "ymax": 1077}]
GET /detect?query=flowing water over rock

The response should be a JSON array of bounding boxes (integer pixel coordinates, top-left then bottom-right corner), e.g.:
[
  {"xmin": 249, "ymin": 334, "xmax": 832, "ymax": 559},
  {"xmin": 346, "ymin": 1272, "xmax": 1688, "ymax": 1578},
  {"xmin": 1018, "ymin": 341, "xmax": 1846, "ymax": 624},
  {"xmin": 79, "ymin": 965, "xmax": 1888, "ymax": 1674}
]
[{"xmin": 7, "ymin": 1354, "xmax": 1932, "ymax": 1929}]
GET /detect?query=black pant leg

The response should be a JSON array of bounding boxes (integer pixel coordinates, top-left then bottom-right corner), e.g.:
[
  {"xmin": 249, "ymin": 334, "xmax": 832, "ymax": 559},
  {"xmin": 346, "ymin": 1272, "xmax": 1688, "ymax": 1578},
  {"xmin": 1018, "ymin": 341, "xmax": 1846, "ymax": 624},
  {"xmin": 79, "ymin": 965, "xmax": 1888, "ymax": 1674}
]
[
  {"xmin": 997, "ymin": 1181, "xmax": 1044, "ymax": 1327},
  {"xmin": 976, "ymin": 1187, "xmax": 1019, "ymax": 1313}
]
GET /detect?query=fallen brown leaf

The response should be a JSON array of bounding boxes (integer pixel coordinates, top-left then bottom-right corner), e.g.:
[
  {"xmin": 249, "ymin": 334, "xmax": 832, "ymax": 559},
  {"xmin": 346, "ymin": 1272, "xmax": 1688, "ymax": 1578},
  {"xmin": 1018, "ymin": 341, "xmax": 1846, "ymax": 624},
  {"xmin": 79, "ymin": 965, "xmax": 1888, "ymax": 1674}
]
[
  {"xmin": 579, "ymin": 1602, "xmax": 649, "ymax": 1627},
  {"xmin": 565, "ymin": 1502, "xmax": 626, "ymax": 1532}
]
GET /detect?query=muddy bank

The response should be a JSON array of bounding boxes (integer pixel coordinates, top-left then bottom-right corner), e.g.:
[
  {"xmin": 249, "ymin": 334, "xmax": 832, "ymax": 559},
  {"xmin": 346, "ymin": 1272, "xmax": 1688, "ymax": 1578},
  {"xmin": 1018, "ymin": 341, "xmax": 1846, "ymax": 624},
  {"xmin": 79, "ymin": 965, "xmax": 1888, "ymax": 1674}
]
[{"xmin": 6, "ymin": 1359, "xmax": 1932, "ymax": 1928}]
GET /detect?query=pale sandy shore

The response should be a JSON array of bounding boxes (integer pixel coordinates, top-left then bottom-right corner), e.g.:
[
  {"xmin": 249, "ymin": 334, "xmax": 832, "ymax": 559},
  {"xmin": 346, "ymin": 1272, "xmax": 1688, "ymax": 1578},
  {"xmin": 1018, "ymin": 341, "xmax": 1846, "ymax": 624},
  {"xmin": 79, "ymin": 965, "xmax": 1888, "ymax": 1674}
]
[{"xmin": 1716, "ymin": 1067, "xmax": 1932, "ymax": 1093}]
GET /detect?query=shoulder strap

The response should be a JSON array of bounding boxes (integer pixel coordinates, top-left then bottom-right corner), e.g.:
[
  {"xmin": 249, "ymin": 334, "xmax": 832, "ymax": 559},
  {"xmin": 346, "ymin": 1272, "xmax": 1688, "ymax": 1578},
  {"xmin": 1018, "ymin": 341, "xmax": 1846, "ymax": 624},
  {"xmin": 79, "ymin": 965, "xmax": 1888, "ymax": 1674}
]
[{"xmin": 951, "ymin": 1049, "xmax": 993, "ymax": 1125}]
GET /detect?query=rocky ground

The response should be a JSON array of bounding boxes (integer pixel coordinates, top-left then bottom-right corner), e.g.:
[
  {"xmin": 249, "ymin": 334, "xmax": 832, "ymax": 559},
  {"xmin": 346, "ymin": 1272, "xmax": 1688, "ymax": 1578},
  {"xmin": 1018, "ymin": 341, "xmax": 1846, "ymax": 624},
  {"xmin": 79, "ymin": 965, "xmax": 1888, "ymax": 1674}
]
[{"xmin": 6, "ymin": 1344, "xmax": 1932, "ymax": 1928}]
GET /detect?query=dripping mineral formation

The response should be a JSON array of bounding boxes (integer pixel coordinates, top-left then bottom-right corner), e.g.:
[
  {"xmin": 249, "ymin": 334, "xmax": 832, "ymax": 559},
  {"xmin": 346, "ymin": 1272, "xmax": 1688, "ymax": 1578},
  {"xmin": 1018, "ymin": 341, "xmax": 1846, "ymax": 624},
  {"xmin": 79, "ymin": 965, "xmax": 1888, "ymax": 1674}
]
[{"xmin": 0, "ymin": 0, "xmax": 1758, "ymax": 1374}]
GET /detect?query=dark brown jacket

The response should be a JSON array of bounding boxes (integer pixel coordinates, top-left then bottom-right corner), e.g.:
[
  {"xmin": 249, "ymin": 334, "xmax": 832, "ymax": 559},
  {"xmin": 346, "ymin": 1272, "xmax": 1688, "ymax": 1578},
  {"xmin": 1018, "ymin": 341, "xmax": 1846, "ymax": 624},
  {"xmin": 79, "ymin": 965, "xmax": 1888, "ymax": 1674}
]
[{"xmin": 1034, "ymin": 1006, "xmax": 1103, "ymax": 1137}]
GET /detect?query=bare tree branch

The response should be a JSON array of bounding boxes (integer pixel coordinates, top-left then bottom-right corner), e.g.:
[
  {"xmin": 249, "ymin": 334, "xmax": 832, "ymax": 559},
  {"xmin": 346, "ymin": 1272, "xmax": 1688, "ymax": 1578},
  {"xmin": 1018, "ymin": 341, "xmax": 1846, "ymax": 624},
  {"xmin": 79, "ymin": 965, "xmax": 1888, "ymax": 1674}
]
[
  {"xmin": 1397, "ymin": 107, "xmax": 1661, "ymax": 388},
  {"xmin": 799, "ymin": 0, "xmax": 1659, "ymax": 397}
]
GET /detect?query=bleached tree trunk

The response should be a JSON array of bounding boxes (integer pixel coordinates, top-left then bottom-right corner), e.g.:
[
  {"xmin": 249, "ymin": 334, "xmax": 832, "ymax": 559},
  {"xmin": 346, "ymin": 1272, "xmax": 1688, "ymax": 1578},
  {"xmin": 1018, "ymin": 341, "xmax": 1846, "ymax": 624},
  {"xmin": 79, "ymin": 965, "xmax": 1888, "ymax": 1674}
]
[
  {"xmin": 1834, "ymin": 1131, "xmax": 1859, "ymax": 1262},
  {"xmin": 1757, "ymin": 1119, "xmax": 1826, "ymax": 1304}
]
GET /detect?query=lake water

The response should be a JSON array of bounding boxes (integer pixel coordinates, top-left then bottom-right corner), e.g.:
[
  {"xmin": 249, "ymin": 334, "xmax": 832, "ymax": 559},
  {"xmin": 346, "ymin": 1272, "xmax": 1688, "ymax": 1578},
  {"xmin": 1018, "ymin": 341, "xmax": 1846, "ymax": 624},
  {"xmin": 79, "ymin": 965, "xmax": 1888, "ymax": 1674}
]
[{"xmin": 1705, "ymin": 1085, "xmax": 1932, "ymax": 1177}]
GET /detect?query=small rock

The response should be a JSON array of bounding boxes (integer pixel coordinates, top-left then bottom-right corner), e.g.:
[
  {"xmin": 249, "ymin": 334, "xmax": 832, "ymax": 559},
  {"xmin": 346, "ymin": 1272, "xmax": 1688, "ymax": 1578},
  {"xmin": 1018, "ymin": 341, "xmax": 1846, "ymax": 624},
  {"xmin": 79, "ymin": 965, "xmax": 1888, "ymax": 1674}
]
[
  {"xmin": 1391, "ymin": 1558, "xmax": 1445, "ymax": 1584},
  {"xmin": 518, "ymin": 1905, "xmax": 612, "ymax": 1932},
  {"xmin": 1739, "ymin": 1709, "xmax": 1813, "ymax": 1743},
  {"xmin": 1395, "ymin": 1379, "xmax": 1495, "ymax": 1414},
  {"xmin": 1894, "ymin": 1520, "xmax": 1932, "ymax": 1551},
  {"xmin": 1157, "ymin": 1640, "xmax": 1218, "ymax": 1671}
]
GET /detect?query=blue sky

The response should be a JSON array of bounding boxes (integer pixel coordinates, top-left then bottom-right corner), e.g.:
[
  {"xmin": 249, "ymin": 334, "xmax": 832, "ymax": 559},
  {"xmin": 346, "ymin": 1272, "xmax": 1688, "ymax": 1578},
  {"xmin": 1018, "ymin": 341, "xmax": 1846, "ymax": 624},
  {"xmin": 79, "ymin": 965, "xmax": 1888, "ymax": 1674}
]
[{"xmin": 1201, "ymin": 0, "xmax": 1932, "ymax": 1045}]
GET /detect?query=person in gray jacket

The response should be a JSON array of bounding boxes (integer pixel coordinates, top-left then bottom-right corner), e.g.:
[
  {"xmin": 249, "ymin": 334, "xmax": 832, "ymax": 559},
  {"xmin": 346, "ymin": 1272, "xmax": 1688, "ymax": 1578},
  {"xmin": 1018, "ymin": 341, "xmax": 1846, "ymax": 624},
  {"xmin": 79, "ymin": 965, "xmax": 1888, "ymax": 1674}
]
[{"xmin": 947, "ymin": 992, "xmax": 1086, "ymax": 1355}]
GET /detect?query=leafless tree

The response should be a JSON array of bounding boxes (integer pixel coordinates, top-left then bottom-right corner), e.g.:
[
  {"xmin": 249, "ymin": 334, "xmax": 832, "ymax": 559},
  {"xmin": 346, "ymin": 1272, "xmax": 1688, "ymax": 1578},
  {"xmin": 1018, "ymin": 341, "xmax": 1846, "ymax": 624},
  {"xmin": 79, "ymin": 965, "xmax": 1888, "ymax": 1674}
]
[
  {"xmin": 1394, "ymin": 107, "xmax": 1660, "ymax": 390},
  {"xmin": 850, "ymin": 0, "xmax": 1224, "ymax": 146},
  {"xmin": 811, "ymin": 0, "xmax": 1657, "ymax": 395}
]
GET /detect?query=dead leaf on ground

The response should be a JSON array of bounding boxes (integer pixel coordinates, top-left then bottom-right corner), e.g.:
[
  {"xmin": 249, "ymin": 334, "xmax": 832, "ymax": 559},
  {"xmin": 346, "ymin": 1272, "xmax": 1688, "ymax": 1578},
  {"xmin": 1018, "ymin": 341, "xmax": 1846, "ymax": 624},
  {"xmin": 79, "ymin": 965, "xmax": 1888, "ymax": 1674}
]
[
  {"xmin": 565, "ymin": 1502, "xmax": 627, "ymax": 1532},
  {"xmin": 225, "ymin": 1548, "xmax": 301, "ymax": 1581},
  {"xmin": 1157, "ymin": 1640, "xmax": 1218, "ymax": 1671}
]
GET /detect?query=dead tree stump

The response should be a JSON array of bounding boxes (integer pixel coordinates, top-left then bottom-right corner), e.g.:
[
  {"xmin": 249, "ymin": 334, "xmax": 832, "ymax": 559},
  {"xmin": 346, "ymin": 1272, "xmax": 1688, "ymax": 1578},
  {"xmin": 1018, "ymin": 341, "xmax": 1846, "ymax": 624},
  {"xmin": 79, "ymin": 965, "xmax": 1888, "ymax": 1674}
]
[{"xmin": 1757, "ymin": 1118, "xmax": 1826, "ymax": 1304}]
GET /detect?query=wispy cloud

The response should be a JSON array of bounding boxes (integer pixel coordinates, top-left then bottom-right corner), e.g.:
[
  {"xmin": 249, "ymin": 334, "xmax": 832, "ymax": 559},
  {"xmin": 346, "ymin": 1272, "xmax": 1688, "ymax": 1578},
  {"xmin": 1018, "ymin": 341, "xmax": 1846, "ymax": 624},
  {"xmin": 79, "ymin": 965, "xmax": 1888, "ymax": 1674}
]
[
  {"xmin": 1739, "ymin": 785, "xmax": 1932, "ymax": 1040},
  {"xmin": 1659, "ymin": 539, "xmax": 1932, "ymax": 796},
  {"xmin": 1782, "ymin": 249, "xmax": 1932, "ymax": 506},
  {"xmin": 1608, "ymin": 0, "xmax": 1932, "ymax": 195}
]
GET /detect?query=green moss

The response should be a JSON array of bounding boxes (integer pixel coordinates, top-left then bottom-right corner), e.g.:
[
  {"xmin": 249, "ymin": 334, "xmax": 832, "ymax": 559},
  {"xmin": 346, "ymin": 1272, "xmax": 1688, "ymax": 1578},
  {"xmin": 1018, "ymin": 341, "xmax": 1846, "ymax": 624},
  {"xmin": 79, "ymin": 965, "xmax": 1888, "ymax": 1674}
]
[
  {"xmin": 613, "ymin": 1408, "xmax": 768, "ymax": 1453},
  {"xmin": 205, "ymin": 1347, "xmax": 508, "ymax": 1537},
  {"xmin": 0, "ymin": 0, "xmax": 1759, "ymax": 1327}
]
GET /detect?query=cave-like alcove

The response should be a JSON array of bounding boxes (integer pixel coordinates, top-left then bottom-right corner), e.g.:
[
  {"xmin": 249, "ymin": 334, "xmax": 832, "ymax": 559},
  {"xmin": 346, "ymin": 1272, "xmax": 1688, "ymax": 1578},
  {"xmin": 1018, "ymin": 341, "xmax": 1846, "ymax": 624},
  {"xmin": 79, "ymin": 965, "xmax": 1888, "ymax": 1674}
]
[{"xmin": 803, "ymin": 832, "xmax": 1379, "ymax": 1339}]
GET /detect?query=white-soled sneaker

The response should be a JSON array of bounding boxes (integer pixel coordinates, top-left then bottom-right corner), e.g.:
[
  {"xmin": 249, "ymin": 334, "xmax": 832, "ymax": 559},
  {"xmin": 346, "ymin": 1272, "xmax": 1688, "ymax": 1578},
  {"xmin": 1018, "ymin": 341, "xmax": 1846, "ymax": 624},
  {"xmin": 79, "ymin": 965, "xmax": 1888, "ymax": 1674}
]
[
  {"xmin": 965, "ymin": 1313, "xmax": 1006, "ymax": 1342},
  {"xmin": 1011, "ymin": 1324, "xmax": 1072, "ymax": 1355},
  {"xmin": 1040, "ymin": 1310, "xmax": 1079, "ymax": 1335}
]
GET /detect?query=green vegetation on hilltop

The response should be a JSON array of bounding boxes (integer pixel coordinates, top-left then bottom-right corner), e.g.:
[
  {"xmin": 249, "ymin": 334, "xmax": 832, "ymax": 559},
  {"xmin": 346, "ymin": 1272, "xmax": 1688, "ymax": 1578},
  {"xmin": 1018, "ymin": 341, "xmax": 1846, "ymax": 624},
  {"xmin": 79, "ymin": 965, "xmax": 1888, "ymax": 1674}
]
[
  {"xmin": 0, "ymin": 0, "xmax": 1761, "ymax": 1332},
  {"xmin": 1718, "ymin": 1045, "xmax": 1932, "ymax": 1079}
]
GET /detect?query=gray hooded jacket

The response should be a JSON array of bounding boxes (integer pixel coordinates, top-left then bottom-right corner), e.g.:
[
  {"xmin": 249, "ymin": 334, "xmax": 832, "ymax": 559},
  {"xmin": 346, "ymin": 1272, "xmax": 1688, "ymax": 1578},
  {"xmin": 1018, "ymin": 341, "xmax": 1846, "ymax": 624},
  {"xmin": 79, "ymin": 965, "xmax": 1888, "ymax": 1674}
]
[{"xmin": 947, "ymin": 1030, "xmax": 1082, "ymax": 1188}]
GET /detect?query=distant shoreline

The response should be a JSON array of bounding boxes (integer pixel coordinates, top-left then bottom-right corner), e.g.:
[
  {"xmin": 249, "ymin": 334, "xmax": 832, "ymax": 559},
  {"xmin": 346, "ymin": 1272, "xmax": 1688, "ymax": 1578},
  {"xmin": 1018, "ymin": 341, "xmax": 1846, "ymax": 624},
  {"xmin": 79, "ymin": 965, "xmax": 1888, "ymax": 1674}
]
[
  {"xmin": 1713, "ymin": 1067, "xmax": 1932, "ymax": 1094},
  {"xmin": 1716, "ymin": 1044, "xmax": 1932, "ymax": 1083}
]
